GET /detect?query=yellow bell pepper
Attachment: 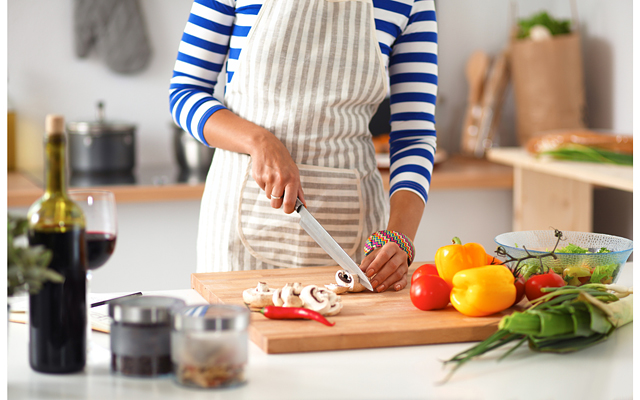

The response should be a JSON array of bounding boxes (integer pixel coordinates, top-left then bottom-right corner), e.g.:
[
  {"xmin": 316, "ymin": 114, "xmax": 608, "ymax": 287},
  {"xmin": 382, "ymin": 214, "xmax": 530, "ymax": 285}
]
[
  {"xmin": 435, "ymin": 237, "xmax": 488, "ymax": 287},
  {"xmin": 450, "ymin": 265, "xmax": 516, "ymax": 317}
]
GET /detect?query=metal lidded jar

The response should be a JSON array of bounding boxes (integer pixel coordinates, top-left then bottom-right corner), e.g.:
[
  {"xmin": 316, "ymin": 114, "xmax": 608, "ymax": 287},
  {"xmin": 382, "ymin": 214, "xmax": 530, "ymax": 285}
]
[
  {"xmin": 67, "ymin": 101, "xmax": 136, "ymax": 174},
  {"xmin": 171, "ymin": 304, "xmax": 250, "ymax": 388},
  {"xmin": 109, "ymin": 296, "xmax": 186, "ymax": 377}
]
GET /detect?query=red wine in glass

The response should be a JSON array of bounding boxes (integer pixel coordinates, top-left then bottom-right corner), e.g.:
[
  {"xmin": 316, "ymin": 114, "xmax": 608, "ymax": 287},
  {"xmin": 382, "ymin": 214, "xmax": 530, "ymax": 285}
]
[
  {"xmin": 68, "ymin": 190, "xmax": 116, "ymax": 359},
  {"xmin": 86, "ymin": 231, "xmax": 117, "ymax": 270}
]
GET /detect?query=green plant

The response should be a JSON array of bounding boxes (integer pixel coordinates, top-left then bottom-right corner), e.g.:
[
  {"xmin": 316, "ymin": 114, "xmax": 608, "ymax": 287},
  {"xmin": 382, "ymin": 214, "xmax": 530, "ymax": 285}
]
[
  {"xmin": 7, "ymin": 214, "xmax": 63, "ymax": 297},
  {"xmin": 517, "ymin": 11, "xmax": 572, "ymax": 39}
]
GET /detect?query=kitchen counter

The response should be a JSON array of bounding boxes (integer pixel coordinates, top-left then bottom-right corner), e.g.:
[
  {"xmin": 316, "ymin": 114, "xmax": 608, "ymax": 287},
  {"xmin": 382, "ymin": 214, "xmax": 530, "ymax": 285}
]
[
  {"xmin": 6, "ymin": 264, "xmax": 633, "ymax": 400},
  {"xmin": 7, "ymin": 155, "xmax": 513, "ymax": 207},
  {"xmin": 487, "ymin": 147, "xmax": 633, "ymax": 232},
  {"xmin": 7, "ymin": 165, "xmax": 207, "ymax": 207}
]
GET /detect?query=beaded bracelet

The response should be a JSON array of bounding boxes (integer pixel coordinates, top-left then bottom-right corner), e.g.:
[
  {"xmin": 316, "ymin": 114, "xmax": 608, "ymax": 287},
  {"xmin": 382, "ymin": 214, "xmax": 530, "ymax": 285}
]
[{"xmin": 364, "ymin": 230, "xmax": 415, "ymax": 266}]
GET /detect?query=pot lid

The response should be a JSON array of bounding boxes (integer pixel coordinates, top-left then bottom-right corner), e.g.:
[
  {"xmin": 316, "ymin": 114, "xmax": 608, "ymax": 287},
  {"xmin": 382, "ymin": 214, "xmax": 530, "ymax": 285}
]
[{"xmin": 67, "ymin": 101, "xmax": 135, "ymax": 134}]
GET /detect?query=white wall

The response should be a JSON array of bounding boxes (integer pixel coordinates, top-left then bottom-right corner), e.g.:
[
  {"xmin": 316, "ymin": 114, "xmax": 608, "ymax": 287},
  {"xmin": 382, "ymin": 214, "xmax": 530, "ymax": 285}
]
[
  {"xmin": 8, "ymin": 0, "xmax": 633, "ymax": 167},
  {"xmin": 9, "ymin": 200, "xmax": 202, "ymax": 293},
  {"xmin": 8, "ymin": 0, "xmax": 194, "ymax": 172},
  {"xmin": 435, "ymin": 0, "xmax": 633, "ymax": 152},
  {"xmin": 414, "ymin": 188, "xmax": 513, "ymax": 262},
  {"xmin": 434, "ymin": 0, "xmax": 633, "ymax": 242}
]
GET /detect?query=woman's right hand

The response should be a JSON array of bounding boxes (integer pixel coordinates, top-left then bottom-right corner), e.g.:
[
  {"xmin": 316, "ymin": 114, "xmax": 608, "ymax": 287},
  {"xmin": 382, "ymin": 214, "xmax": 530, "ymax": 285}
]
[
  {"xmin": 250, "ymin": 132, "xmax": 305, "ymax": 214},
  {"xmin": 202, "ymin": 109, "xmax": 305, "ymax": 214}
]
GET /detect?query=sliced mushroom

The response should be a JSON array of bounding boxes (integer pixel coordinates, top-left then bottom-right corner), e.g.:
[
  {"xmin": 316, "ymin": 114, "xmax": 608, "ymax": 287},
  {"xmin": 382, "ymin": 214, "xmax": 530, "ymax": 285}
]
[
  {"xmin": 272, "ymin": 288, "xmax": 283, "ymax": 306},
  {"xmin": 288, "ymin": 282, "xmax": 303, "ymax": 295},
  {"xmin": 322, "ymin": 290, "xmax": 343, "ymax": 316},
  {"xmin": 242, "ymin": 282, "xmax": 275, "ymax": 310},
  {"xmin": 299, "ymin": 285, "xmax": 343, "ymax": 316},
  {"xmin": 272, "ymin": 282, "xmax": 304, "ymax": 308},
  {"xmin": 325, "ymin": 299, "xmax": 343, "ymax": 316},
  {"xmin": 335, "ymin": 270, "xmax": 367, "ymax": 292},
  {"xmin": 300, "ymin": 285, "xmax": 332, "ymax": 315},
  {"xmin": 324, "ymin": 283, "xmax": 350, "ymax": 294}
]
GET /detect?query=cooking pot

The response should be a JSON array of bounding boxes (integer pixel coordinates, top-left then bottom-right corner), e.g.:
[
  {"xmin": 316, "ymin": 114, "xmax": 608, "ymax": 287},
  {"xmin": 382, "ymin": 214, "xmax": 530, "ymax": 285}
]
[
  {"xmin": 67, "ymin": 102, "xmax": 136, "ymax": 174},
  {"xmin": 173, "ymin": 125, "xmax": 215, "ymax": 174}
]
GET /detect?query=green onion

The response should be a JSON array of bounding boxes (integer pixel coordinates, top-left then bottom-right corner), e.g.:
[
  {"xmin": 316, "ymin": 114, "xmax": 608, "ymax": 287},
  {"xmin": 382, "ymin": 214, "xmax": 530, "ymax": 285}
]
[
  {"xmin": 540, "ymin": 144, "xmax": 633, "ymax": 165},
  {"xmin": 440, "ymin": 285, "xmax": 633, "ymax": 383}
]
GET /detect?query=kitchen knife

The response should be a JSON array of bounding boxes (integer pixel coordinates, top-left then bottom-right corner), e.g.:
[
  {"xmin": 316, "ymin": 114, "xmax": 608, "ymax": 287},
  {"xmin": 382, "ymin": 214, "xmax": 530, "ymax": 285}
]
[{"xmin": 295, "ymin": 199, "xmax": 374, "ymax": 291}]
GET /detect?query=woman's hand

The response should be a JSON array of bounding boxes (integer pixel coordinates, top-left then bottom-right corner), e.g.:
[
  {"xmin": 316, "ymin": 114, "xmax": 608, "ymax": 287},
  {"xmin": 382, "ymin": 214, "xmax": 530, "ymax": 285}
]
[
  {"xmin": 360, "ymin": 190, "xmax": 425, "ymax": 292},
  {"xmin": 202, "ymin": 109, "xmax": 305, "ymax": 214},
  {"xmin": 250, "ymin": 133, "xmax": 305, "ymax": 214},
  {"xmin": 360, "ymin": 242, "xmax": 409, "ymax": 292}
]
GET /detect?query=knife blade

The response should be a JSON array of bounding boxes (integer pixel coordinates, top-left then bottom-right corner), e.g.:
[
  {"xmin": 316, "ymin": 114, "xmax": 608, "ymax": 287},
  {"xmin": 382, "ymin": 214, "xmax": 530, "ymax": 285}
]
[{"xmin": 295, "ymin": 199, "xmax": 373, "ymax": 291}]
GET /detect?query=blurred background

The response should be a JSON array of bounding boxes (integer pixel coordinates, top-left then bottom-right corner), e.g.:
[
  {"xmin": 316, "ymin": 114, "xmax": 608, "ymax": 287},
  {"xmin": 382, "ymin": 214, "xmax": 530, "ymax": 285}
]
[{"xmin": 6, "ymin": 0, "xmax": 633, "ymax": 292}]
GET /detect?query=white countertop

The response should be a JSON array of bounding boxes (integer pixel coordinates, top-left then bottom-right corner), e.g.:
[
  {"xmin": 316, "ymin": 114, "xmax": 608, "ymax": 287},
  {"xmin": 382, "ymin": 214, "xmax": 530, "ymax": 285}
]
[{"xmin": 7, "ymin": 264, "xmax": 634, "ymax": 400}]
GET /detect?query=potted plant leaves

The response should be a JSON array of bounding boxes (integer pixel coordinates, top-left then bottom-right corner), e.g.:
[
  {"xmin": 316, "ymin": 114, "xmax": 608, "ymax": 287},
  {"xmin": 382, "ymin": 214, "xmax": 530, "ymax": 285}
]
[{"xmin": 7, "ymin": 214, "xmax": 63, "ymax": 300}]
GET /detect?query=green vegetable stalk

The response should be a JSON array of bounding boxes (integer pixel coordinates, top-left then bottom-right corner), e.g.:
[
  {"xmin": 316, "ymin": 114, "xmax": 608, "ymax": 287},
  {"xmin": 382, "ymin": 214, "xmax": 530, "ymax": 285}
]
[
  {"xmin": 441, "ymin": 284, "xmax": 633, "ymax": 383},
  {"xmin": 540, "ymin": 144, "xmax": 633, "ymax": 166}
]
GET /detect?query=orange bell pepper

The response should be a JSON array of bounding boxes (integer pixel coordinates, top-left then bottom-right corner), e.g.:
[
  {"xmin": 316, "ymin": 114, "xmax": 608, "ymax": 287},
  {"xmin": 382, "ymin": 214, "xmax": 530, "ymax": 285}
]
[
  {"xmin": 486, "ymin": 253, "xmax": 501, "ymax": 265},
  {"xmin": 435, "ymin": 237, "xmax": 488, "ymax": 287},
  {"xmin": 450, "ymin": 265, "xmax": 516, "ymax": 317}
]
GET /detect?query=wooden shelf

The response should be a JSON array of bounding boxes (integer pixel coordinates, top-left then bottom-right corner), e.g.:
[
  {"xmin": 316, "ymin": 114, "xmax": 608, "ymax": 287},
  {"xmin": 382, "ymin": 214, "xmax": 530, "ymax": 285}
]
[
  {"xmin": 486, "ymin": 147, "xmax": 632, "ymax": 232},
  {"xmin": 8, "ymin": 156, "xmax": 513, "ymax": 207},
  {"xmin": 378, "ymin": 154, "xmax": 513, "ymax": 191},
  {"xmin": 7, "ymin": 173, "xmax": 206, "ymax": 208},
  {"xmin": 487, "ymin": 147, "xmax": 632, "ymax": 192}
]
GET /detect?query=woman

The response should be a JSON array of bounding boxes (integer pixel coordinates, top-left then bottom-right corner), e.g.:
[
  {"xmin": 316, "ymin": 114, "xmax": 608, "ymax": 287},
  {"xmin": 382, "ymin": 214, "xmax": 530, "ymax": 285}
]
[{"xmin": 170, "ymin": 0, "xmax": 438, "ymax": 293}]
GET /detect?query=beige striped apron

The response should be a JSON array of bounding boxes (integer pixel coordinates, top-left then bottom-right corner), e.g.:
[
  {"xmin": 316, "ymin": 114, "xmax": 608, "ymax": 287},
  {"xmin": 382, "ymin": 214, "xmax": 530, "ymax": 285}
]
[{"xmin": 197, "ymin": 0, "xmax": 389, "ymax": 272}]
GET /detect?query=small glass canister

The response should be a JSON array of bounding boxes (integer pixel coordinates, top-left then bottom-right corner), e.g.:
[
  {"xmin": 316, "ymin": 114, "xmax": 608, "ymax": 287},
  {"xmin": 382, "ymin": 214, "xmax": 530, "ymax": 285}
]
[
  {"xmin": 109, "ymin": 296, "xmax": 185, "ymax": 377},
  {"xmin": 171, "ymin": 304, "xmax": 250, "ymax": 388}
]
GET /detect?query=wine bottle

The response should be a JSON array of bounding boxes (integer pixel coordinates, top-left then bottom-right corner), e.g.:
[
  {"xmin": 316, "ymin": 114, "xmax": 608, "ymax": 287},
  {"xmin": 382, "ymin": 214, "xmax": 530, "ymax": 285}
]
[{"xmin": 27, "ymin": 114, "xmax": 87, "ymax": 373}]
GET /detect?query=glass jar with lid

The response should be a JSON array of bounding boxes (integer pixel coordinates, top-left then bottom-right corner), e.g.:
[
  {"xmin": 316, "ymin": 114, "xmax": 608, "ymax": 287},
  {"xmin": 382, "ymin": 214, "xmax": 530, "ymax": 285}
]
[
  {"xmin": 171, "ymin": 304, "xmax": 250, "ymax": 388},
  {"xmin": 109, "ymin": 296, "xmax": 185, "ymax": 377}
]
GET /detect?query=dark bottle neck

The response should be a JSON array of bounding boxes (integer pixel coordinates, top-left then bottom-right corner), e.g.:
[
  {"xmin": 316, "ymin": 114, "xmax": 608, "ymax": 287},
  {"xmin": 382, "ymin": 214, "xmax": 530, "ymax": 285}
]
[{"xmin": 44, "ymin": 134, "xmax": 68, "ymax": 198}]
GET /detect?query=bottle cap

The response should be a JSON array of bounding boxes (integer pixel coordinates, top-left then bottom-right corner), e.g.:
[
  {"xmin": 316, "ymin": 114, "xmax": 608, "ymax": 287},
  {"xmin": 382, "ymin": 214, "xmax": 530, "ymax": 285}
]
[{"xmin": 45, "ymin": 114, "xmax": 65, "ymax": 136}]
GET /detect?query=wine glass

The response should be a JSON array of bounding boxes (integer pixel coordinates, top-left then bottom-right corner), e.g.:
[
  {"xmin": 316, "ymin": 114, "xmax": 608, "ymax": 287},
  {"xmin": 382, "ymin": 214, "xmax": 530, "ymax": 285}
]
[
  {"xmin": 69, "ymin": 190, "xmax": 117, "ymax": 272},
  {"xmin": 69, "ymin": 190, "xmax": 117, "ymax": 357}
]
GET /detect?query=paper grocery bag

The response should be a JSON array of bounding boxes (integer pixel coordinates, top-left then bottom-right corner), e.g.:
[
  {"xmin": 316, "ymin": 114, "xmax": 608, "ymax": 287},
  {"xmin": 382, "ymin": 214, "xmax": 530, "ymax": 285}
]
[{"xmin": 510, "ymin": 32, "xmax": 585, "ymax": 145}]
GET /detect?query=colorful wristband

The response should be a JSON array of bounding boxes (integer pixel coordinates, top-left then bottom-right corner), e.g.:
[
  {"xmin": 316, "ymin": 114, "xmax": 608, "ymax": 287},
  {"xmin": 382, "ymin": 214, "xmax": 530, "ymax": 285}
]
[{"xmin": 364, "ymin": 230, "xmax": 415, "ymax": 266}]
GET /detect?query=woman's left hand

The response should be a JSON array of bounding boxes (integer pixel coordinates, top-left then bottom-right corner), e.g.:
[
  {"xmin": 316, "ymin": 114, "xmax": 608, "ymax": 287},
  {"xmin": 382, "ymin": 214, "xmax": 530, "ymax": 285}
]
[
  {"xmin": 360, "ymin": 242, "xmax": 409, "ymax": 292},
  {"xmin": 360, "ymin": 190, "xmax": 425, "ymax": 293}
]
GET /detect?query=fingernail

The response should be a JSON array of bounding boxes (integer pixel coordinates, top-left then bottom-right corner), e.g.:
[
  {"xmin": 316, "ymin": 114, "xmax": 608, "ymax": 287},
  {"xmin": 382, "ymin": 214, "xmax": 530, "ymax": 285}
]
[
  {"xmin": 377, "ymin": 284, "xmax": 385, "ymax": 293},
  {"xmin": 371, "ymin": 280, "xmax": 378, "ymax": 288},
  {"xmin": 366, "ymin": 269, "xmax": 374, "ymax": 277},
  {"xmin": 394, "ymin": 284, "xmax": 401, "ymax": 291}
]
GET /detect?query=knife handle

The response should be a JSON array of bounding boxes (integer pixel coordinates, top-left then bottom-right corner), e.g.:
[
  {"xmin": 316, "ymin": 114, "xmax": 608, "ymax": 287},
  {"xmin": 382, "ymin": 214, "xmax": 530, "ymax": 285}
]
[{"xmin": 295, "ymin": 198, "xmax": 304, "ymax": 213}]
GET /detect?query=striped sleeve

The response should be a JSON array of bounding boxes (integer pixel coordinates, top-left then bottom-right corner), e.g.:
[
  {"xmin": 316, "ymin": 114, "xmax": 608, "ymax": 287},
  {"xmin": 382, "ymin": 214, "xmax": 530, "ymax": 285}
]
[
  {"xmin": 169, "ymin": 0, "xmax": 235, "ymax": 146},
  {"xmin": 387, "ymin": 0, "xmax": 438, "ymax": 204}
]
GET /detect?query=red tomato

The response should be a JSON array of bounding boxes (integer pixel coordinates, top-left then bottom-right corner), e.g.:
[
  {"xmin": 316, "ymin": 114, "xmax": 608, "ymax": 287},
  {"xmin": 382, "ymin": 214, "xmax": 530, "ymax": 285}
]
[
  {"xmin": 410, "ymin": 275, "xmax": 450, "ymax": 311},
  {"xmin": 525, "ymin": 271, "xmax": 566, "ymax": 301},
  {"xmin": 411, "ymin": 263, "xmax": 439, "ymax": 283},
  {"xmin": 512, "ymin": 276, "xmax": 526, "ymax": 306}
]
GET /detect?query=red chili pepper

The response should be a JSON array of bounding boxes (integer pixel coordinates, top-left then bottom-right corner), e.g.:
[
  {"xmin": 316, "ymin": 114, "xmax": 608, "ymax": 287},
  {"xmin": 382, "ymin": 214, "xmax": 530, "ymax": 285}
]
[{"xmin": 260, "ymin": 306, "xmax": 335, "ymax": 327}]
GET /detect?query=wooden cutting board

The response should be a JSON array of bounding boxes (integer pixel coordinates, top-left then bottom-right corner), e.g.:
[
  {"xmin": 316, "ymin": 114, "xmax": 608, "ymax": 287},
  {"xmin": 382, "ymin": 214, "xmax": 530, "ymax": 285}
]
[{"xmin": 191, "ymin": 265, "xmax": 522, "ymax": 354}]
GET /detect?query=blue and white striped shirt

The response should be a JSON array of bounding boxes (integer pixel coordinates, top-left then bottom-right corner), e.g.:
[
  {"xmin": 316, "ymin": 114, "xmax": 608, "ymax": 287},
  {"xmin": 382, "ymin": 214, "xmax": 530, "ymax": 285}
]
[{"xmin": 170, "ymin": 0, "xmax": 438, "ymax": 204}]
